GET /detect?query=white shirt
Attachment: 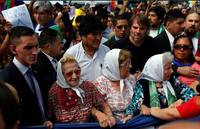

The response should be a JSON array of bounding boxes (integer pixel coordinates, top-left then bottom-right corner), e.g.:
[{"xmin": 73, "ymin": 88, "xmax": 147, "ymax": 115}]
[
  {"xmin": 42, "ymin": 51, "xmax": 57, "ymax": 71},
  {"xmin": 192, "ymin": 37, "xmax": 198, "ymax": 55},
  {"xmin": 165, "ymin": 28, "xmax": 175, "ymax": 50},
  {"xmin": 64, "ymin": 42, "xmax": 110, "ymax": 81},
  {"xmin": 34, "ymin": 24, "xmax": 42, "ymax": 35},
  {"xmin": 149, "ymin": 29, "xmax": 159, "ymax": 38}
]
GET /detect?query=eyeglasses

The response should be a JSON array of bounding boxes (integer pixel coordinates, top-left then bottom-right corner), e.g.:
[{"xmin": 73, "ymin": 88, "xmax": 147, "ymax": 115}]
[
  {"xmin": 174, "ymin": 44, "xmax": 192, "ymax": 50},
  {"xmin": 63, "ymin": 68, "xmax": 81, "ymax": 78},
  {"xmin": 116, "ymin": 25, "xmax": 128, "ymax": 30}
]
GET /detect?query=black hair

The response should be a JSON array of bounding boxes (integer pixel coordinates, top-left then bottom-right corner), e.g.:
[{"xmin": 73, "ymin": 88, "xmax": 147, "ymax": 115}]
[
  {"xmin": 39, "ymin": 28, "xmax": 59, "ymax": 47},
  {"xmin": 10, "ymin": 26, "xmax": 35, "ymax": 45},
  {"xmin": 79, "ymin": 15, "xmax": 104, "ymax": 36},
  {"xmin": 164, "ymin": 9, "xmax": 185, "ymax": 26},
  {"xmin": 0, "ymin": 81, "xmax": 20, "ymax": 129},
  {"xmin": 112, "ymin": 14, "xmax": 129, "ymax": 26},
  {"xmin": 173, "ymin": 34, "xmax": 195, "ymax": 63},
  {"xmin": 75, "ymin": 15, "xmax": 84, "ymax": 24},
  {"xmin": 149, "ymin": 6, "xmax": 166, "ymax": 21}
]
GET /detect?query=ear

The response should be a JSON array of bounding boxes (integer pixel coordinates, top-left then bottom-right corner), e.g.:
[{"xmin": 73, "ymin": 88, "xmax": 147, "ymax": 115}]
[
  {"xmin": 9, "ymin": 44, "xmax": 16, "ymax": 55},
  {"xmin": 43, "ymin": 43, "xmax": 51, "ymax": 49}
]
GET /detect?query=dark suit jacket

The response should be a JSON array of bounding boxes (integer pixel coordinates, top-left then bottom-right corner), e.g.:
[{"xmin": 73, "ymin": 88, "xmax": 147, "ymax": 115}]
[
  {"xmin": 0, "ymin": 62, "xmax": 48, "ymax": 126},
  {"xmin": 104, "ymin": 36, "xmax": 117, "ymax": 49},
  {"xmin": 33, "ymin": 51, "xmax": 57, "ymax": 91},
  {"xmin": 154, "ymin": 30, "xmax": 172, "ymax": 54}
]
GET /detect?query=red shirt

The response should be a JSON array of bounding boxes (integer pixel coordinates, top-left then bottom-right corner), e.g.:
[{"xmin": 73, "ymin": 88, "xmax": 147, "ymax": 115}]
[
  {"xmin": 177, "ymin": 96, "xmax": 200, "ymax": 118},
  {"xmin": 48, "ymin": 81, "xmax": 104, "ymax": 122}
]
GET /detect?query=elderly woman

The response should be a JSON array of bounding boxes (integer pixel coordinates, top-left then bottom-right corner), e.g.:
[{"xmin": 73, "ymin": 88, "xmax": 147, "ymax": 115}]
[
  {"xmin": 48, "ymin": 55, "xmax": 116, "ymax": 128},
  {"xmin": 123, "ymin": 52, "xmax": 196, "ymax": 123},
  {"xmin": 94, "ymin": 49, "xmax": 136, "ymax": 121}
]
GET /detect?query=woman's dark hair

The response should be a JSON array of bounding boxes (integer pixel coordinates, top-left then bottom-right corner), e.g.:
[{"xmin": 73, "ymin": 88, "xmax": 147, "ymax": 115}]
[
  {"xmin": 0, "ymin": 81, "xmax": 20, "ymax": 129},
  {"xmin": 173, "ymin": 34, "xmax": 195, "ymax": 63}
]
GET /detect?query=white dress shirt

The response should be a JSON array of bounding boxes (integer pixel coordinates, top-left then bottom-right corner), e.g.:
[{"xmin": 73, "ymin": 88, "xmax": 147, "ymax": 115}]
[{"xmin": 64, "ymin": 42, "xmax": 110, "ymax": 81}]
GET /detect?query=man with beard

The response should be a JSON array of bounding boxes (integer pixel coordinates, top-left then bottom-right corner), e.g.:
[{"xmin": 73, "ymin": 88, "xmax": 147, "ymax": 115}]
[
  {"xmin": 147, "ymin": 6, "xmax": 166, "ymax": 38},
  {"xmin": 184, "ymin": 12, "xmax": 200, "ymax": 55}
]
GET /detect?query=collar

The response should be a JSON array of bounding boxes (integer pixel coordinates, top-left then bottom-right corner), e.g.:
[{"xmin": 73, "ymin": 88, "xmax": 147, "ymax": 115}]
[
  {"xmin": 165, "ymin": 28, "xmax": 174, "ymax": 50},
  {"xmin": 81, "ymin": 42, "xmax": 98, "ymax": 59},
  {"xmin": 42, "ymin": 51, "xmax": 54, "ymax": 62},
  {"xmin": 13, "ymin": 57, "xmax": 29, "ymax": 75},
  {"xmin": 38, "ymin": 19, "xmax": 55, "ymax": 31}
]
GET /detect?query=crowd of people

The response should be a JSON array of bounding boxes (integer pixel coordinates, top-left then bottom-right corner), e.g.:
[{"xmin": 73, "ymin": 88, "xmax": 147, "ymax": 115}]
[{"xmin": 0, "ymin": 0, "xmax": 200, "ymax": 129}]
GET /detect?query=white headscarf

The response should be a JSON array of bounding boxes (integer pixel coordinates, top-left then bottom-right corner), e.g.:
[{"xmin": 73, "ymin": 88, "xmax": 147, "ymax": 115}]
[
  {"xmin": 56, "ymin": 60, "xmax": 85, "ymax": 104},
  {"xmin": 102, "ymin": 49, "xmax": 131, "ymax": 96},
  {"xmin": 141, "ymin": 53, "xmax": 176, "ymax": 99}
]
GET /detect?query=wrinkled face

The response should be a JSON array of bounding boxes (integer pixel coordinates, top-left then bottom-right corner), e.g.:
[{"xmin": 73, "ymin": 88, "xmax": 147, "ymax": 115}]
[
  {"xmin": 166, "ymin": 18, "xmax": 185, "ymax": 36},
  {"xmin": 82, "ymin": 31, "xmax": 102, "ymax": 51},
  {"xmin": 184, "ymin": 13, "xmax": 200, "ymax": 36},
  {"xmin": 173, "ymin": 37, "xmax": 193, "ymax": 63},
  {"xmin": 15, "ymin": 35, "xmax": 39, "ymax": 66},
  {"xmin": 49, "ymin": 36, "xmax": 63, "ymax": 58},
  {"xmin": 33, "ymin": 10, "xmax": 52, "ymax": 25},
  {"xmin": 148, "ymin": 11, "xmax": 160, "ymax": 27},
  {"xmin": 129, "ymin": 20, "xmax": 147, "ymax": 44},
  {"xmin": 119, "ymin": 59, "xmax": 131, "ymax": 79},
  {"xmin": 62, "ymin": 62, "xmax": 81, "ymax": 87},
  {"xmin": 163, "ymin": 62, "xmax": 173, "ymax": 81},
  {"xmin": 114, "ymin": 19, "xmax": 129, "ymax": 38}
]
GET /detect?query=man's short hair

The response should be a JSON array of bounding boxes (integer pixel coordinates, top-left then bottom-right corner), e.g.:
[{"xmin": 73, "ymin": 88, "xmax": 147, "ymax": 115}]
[
  {"xmin": 38, "ymin": 28, "xmax": 60, "ymax": 47},
  {"xmin": 9, "ymin": 26, "xmax": 35, "ymax": 46},
  {"xmin": 112, "ymin": 14, "xmax": 128, "ymax": 26},
  {"xmin": 164, "ymin": 9, "xmax": 185, "ymax": 26},
  {"xmin": 79, "ymin": 15, "xmax": 103, "ymax": 36},
  {"xmin": 149, "ymin": 6, "xmax": 166, "ymax": 21}
]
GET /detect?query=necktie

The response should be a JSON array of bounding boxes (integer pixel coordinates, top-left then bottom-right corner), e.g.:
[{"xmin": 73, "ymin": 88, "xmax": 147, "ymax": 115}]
[
  {"xmin": 52, "ymin": 59, "xmax": 58, "ymax": 70},
  {"xmin": 26, "ymin": 68, "xmax": 45, "ymax": 121}
]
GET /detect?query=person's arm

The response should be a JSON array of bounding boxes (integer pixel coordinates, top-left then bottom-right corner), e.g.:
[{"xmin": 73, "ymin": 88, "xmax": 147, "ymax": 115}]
[
  {"xmin": 91, "ymin": 105, "xmax": 116, "ymax": 128},
  {"xmin": 150, "ymin": 107, "xmax": 181, "ymax": 120},
  {"xmin": 91, "ymin": 82, "xmax": 116, "ymax": 128},
  {"xmin": 0, "ymin": 33, "xmax": 10, "ymax": 56},
  {"xmin": 118, "ymin": 0, "xmax": 129, "ymax": 15},
  {"xmin": 177, "ymin": 66, "xmax": 199, "ymax": 78},
  {"xmin": 0, "ymin": 21, "xmax": 12, "ymax": 57}
]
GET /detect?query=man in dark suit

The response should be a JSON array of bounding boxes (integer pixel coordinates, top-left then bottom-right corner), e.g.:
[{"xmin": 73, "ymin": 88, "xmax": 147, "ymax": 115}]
[
  {"xmin": 0, "ymin": 26, "xmax": 52, "ymax": 128},
  {"xmin": 154, "ymin": 9, "xmax": 185, "ymax": 53},
  {"xmin": 33, "ymin": 28, "xmax": 63, "ymax": 90}
]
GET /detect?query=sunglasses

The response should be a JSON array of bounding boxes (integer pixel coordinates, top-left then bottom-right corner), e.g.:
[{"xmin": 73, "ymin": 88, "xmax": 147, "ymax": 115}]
[
  {"xmin": 64, "ymin": 69, "xmax": 81, "ymax": 78},
  {"xmin": 174, "ymin": 44, "xmax": 192, "ymax": 50},
  {"xmin": 116, "ymin": 25, "xmax": 128, "ymax": 30}
]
